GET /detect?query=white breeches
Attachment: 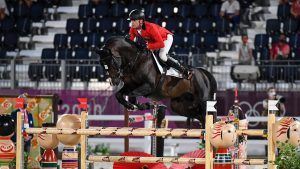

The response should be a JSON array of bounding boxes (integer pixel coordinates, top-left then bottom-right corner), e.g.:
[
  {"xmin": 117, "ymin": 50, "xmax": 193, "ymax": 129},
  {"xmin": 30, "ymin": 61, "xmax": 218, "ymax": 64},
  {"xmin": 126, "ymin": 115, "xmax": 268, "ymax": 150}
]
[{"xmin": 159, "ymin": 34, "xmax": 173, "ymax": 62}]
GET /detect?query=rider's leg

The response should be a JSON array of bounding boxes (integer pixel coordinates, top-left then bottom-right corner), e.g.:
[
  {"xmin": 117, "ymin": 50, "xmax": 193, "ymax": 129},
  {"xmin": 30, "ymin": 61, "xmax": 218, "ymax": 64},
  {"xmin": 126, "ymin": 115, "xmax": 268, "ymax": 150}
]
[
  {"xmin": 159, "ymin": 34, "xmax": 192, "ymax": 79},
  {"xmin": 158, "ymin": 34, "xmax": 173, "ymax": 62}
]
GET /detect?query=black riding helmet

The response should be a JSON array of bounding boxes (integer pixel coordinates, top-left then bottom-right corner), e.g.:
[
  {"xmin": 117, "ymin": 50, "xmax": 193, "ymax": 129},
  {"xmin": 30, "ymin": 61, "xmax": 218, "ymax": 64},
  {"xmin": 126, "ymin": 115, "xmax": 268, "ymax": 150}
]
[{"xmin": 128, "ymin": 9, "xmax": 145, "ymax": 21}]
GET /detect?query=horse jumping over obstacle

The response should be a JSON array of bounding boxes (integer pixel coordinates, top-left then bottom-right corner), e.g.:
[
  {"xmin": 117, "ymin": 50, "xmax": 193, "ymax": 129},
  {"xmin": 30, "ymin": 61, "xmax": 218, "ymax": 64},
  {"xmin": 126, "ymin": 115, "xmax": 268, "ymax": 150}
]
[
  {"xmin": 14, "ymin": 100, "xmax": 299, "ymax": 169},
  {"xmin": 95, "ymin": 36, "xmax": 217, "ymax": 126}
]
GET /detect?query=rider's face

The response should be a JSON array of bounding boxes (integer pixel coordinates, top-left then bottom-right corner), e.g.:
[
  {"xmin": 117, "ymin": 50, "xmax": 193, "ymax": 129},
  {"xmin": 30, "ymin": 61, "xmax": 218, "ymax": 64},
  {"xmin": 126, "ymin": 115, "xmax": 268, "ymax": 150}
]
[{"xmin": 130, "ymin": 19, "xmax": 143, "ymax": 29}]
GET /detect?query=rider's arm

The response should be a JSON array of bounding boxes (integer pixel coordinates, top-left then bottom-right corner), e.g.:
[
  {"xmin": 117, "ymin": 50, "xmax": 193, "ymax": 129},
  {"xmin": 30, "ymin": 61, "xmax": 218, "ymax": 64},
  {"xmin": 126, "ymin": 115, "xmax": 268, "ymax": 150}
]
[
  {"xmin": 148, "ymin": 25, "xmax": 165, "ymax": 50},
  {"xmin": 129, "ymin": 28, "xmax": 136, "ymax": 41}
]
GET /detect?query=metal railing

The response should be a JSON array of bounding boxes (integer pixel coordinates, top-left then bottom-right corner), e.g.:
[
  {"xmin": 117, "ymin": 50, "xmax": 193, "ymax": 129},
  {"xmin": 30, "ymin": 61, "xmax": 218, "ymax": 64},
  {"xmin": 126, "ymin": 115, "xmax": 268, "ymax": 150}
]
[{"xmin": 0, "ymin": 57, "xmax": 299, "ymax": 90}]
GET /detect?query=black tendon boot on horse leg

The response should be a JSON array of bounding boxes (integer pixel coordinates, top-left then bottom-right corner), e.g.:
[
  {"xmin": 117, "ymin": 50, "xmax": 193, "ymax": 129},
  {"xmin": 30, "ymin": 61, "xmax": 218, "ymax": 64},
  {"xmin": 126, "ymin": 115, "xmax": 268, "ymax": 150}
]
[{"xmin": 166, "ymin": 57, "xmax": 193, "ymax": 79}]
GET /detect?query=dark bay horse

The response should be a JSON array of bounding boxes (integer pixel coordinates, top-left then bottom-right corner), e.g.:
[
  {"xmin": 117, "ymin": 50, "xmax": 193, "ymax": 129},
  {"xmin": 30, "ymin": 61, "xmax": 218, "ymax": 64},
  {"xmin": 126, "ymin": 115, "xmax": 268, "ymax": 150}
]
[{"xmin": 96, "ymin": 36, "xmax": 217, "ymax": 126}]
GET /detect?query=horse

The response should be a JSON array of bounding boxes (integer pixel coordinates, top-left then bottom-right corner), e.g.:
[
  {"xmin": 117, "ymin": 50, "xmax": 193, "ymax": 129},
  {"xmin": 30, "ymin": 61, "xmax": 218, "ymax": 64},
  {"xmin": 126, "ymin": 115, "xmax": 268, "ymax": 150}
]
[{"xmin": 96, "ymin": 36, "xmax": 217, "ymax": 126}]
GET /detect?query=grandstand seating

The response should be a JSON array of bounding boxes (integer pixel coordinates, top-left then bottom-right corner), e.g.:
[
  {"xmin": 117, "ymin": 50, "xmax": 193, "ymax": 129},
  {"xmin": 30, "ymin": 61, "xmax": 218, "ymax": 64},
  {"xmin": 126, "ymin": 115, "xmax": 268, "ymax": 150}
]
[{"xmin": 1, "ymin": 0, "xmax": 300, "ymax": 87}]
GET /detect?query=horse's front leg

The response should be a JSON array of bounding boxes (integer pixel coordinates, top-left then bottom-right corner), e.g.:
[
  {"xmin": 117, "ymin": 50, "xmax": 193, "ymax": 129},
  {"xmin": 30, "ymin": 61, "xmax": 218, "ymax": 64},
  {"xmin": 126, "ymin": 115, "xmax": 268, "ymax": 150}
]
[{"xmin": 115, "ymin": 90, "xmax": 138, "ymax": 110}]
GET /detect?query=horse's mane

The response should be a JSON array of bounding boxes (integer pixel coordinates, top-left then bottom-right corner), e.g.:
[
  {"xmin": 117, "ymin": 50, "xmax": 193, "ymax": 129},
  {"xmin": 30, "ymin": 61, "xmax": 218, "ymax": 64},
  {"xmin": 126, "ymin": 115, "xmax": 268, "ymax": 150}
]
[{"xmin": 105, "ymin": 36, "xmax": 147, "ymax": 52}]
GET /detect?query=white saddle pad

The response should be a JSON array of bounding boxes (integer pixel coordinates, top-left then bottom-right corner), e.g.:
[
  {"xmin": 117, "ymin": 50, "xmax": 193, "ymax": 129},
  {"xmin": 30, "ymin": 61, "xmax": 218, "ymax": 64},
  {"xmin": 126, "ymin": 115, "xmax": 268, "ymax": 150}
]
[{"xmin": 151, "ymin": 52, "xmax": 183, "ymax": 78}]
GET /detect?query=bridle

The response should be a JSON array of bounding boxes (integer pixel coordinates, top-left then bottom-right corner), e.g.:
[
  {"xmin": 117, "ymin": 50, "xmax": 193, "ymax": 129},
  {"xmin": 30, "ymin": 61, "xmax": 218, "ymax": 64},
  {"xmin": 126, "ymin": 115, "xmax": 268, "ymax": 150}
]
[
  {"xmin": 99, "ymin": 46, "xmax": 122, "ymax": 82},
  {"xmin": 99, "ymin": 37, "xmax": 149, "ymax": 85}
]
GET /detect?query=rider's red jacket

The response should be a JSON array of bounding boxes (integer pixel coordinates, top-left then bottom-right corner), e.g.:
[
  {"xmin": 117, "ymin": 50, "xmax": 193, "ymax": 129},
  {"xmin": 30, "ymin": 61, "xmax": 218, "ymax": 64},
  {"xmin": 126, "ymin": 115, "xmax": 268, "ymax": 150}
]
[{"xmin": 129, "ymin": 21, "xmax": 173, "ymax": 50}]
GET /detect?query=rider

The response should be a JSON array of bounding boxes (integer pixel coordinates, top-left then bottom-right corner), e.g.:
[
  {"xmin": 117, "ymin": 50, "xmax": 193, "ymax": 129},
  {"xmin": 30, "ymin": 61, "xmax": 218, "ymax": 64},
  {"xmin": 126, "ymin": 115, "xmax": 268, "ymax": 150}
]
[{"xmin": 127, "ymin": 9, "xmax": 192, "ymax": 79}]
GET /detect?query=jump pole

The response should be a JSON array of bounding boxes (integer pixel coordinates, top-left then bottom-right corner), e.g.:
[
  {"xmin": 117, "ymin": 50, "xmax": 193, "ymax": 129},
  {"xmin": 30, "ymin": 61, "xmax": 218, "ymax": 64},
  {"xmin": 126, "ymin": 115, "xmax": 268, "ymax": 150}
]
[
  {"xmin": 16, "ymin": 112, "xmax": 23, "ymax": 169},
  {"xmin": 267, "ymin": 100, "xmax": 277, "ymax": 169},
  {"xmin": 87, "ymin": 156, "xmax": 266, "ymax": 165},
  {"xmin": 77, "ymin": 98, "xmax": 88, "ymax": 169},
  {"xmin": 205, "ymin": 101, "xmax": 217, "ymax": 169},
  {"xmin": 25, "ymin": 127, "xmax": 266, "ymax": 137},
  {"xmin": 124, "ymin": 96, "xmax": 130, "ymax": 152},
  {"xmin": 80, "ymin": 111, "xmax": 88, "ymax": 169}
]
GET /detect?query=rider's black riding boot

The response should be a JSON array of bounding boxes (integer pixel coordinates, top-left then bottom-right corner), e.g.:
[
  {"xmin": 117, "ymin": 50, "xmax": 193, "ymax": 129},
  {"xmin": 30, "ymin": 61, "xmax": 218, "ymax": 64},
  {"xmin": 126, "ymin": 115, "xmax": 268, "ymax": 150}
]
[{"xmin": 165, "ymin": 57, "xmax": 192, "ymax": 79}]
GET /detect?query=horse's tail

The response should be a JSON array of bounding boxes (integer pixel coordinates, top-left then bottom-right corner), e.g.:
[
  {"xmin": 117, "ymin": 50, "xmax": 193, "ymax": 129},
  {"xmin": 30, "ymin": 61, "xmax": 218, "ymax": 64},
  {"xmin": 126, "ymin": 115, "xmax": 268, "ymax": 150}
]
[{"xmin": 194, "ymin": 67, "xmax": 217, "ymax": 101}]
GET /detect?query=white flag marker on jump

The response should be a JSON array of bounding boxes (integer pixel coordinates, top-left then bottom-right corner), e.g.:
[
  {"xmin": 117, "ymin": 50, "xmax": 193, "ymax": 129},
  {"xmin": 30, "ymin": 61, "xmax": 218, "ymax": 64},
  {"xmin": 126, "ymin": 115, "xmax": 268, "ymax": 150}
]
[
  {"xmin": 206, "ymin": 101, "xmax": 217, "ymax": 112},
  {"xmin": 268, "ymin": 100, "xmax": 279, "ymax": 111}
]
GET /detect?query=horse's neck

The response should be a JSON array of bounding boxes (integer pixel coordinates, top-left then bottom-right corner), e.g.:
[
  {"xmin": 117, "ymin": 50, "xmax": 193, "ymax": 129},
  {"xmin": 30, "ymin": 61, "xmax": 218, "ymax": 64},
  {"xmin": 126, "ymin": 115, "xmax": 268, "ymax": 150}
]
[{"xmin": 122, "ymin": 51, "xmax": 151, "ymax": 72}]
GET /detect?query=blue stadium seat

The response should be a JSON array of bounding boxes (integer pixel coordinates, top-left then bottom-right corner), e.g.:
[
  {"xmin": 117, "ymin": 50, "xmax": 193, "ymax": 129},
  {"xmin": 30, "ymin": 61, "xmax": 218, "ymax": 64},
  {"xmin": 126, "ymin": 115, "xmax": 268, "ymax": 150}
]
[
  {"xmin": 70, "ymin": 34, "xmax": 85, "ymax": 48},
  {"xmin": 127, "ymin": 4, "xmax": 140, "ymax": 15},
  {"xmin": 277, "ymin": 3, "xmax": 290, "ymax": 21},
  {"xmin": 215, "ymin": 18, "xmax": 231, "ymax": 36},
  {"xmin": 17, "ymin": 18, "xmax": 32, "ymax": 36},
  {"xmin": 87, "ymin": 33, "xmax": 101, "ymax": 48},
  {"xmin": 283, "ymin": 18, "xmax": 299, "ymax": 36},
  {"xmin": 78, "ymin": 4, "xmax": 93, "ymax": 19},
  {"xmin": 54, "ymin": 34, "xmax": 68, "ymax": 49},
  {"xmin": 82, "ymin": 18, "xmax": 97, "ymax": 34},
  {"xmin": 173, "ymin": 34, "xmax": 185, "ymax": 48},
  {"xmin": 187, "ymin": 33, "xmax": 201, "ymax": 49},
  {"xmin": 30, "ymin": 3, "xmax": 45, "ymax": 22},
  {"xmin": 98, "ymin": 18, "xmax": 114, "ymax": 32},
  {"xmin": 199, "ymin": 18, "xmax": 214, "ymax": 34},
  {"xmin": 116, "ymin": 19, "xmax": 130, "ymax": 33},
  {"xmin": 266, "ymin": 19, "xmax": 281, "ymax": 35},
  {"xmin": 271, "ymin": 35, "xmax": 280, "ymax": 45},
  {"xmin": 182, "ymin": 18, "xmax": 197, "ymax": 33},
  {"xmin": 14, "ymin": 3, "xmax": 31, "ymax": 18},
  {"xmin": 0, "ymin": 50, "xmax": 6, "ymax": 59},
  {"xmin": 145, "ymin": 3, "xmax": 157, "ymax": 18},
  {"xmin": 28, "ymin": 63, "xmax": 43, "ymax": 81},
  {"xmin": 210, "ymin": 3, "xmax": 221, "ymax": 19},
  {"xmin": 3, "ymin": 32, "xmax": 18, "ymax": 51},
  {"xmin": 253, "ymin": 48, "xmax": 270, "ymax": 61},
  {"xmin": 254, "ymin": 34, "xmax": 269, "ymax": 49},
  {"xmin": 165, "ymin": 18, "xmax": 180, "ymax": 33},
  {"xmin": 110, "ymin": 3, "xmax": 126, "ymax": 17},
  {"xmin": 41, "ymin": 48, "xmax": 56, "ymax": 63},
  {"xmin": 79, "ymin": 66, "xmax": 92, "ymax": 81},
  {"xmin": 58, "ymin": 48, "xmax": 72, "ymax": 60},
  {"xmin": 66, "ymin": 19, "xmax": 81, "ymax": 35},
  {"xmin": 289, "ymin": 34, "xmax": 300, "ymax": 49},
  {"xmin": 159, "ymin": 3, "xmax": 174, "ymax": 18},
  {"xmin": 191, "ymin": 49, "xmax": 206, "ymax": 67},
  {"xmin": 95, "ymin": 65, "xmax": 106, "ymax": 81},
  {"xmin": 290, "ymin": 48, "xmax": 300, "ymax": 60},
  {"xmin": 66, "ymin": 65, "xmax": 78, "ymax": 81},
  {"xmin": 74, "ymin": 48, "xmax": 89, "ymax": 60},
  {"xmin": 94, "ymin": 4, "xmax": 109, "ymax": 18},
  {"xmin": 0, "ymin": 17, "xmax": 15, "ymax": 33},
  {"xmin": 175, "ymin": 4, "xmax": 191, "ymax": 18},
  {"xmin": 203, "ymin": 34, "xmax": 218, "ymax": 52},
  {"xmin": 151, "ymin": 18, "xmax": 162, "ymax": 25},
  {"xmin": 192, "ymin": 4, "xmax": 208, "ymax": 18},
  {"xmin": 253, "ymin": 48, "xmax": 270, "ymax": 81},
  {"xmin": 45, "ymin": 64, "xmax": 60, "ymax": 81}
]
